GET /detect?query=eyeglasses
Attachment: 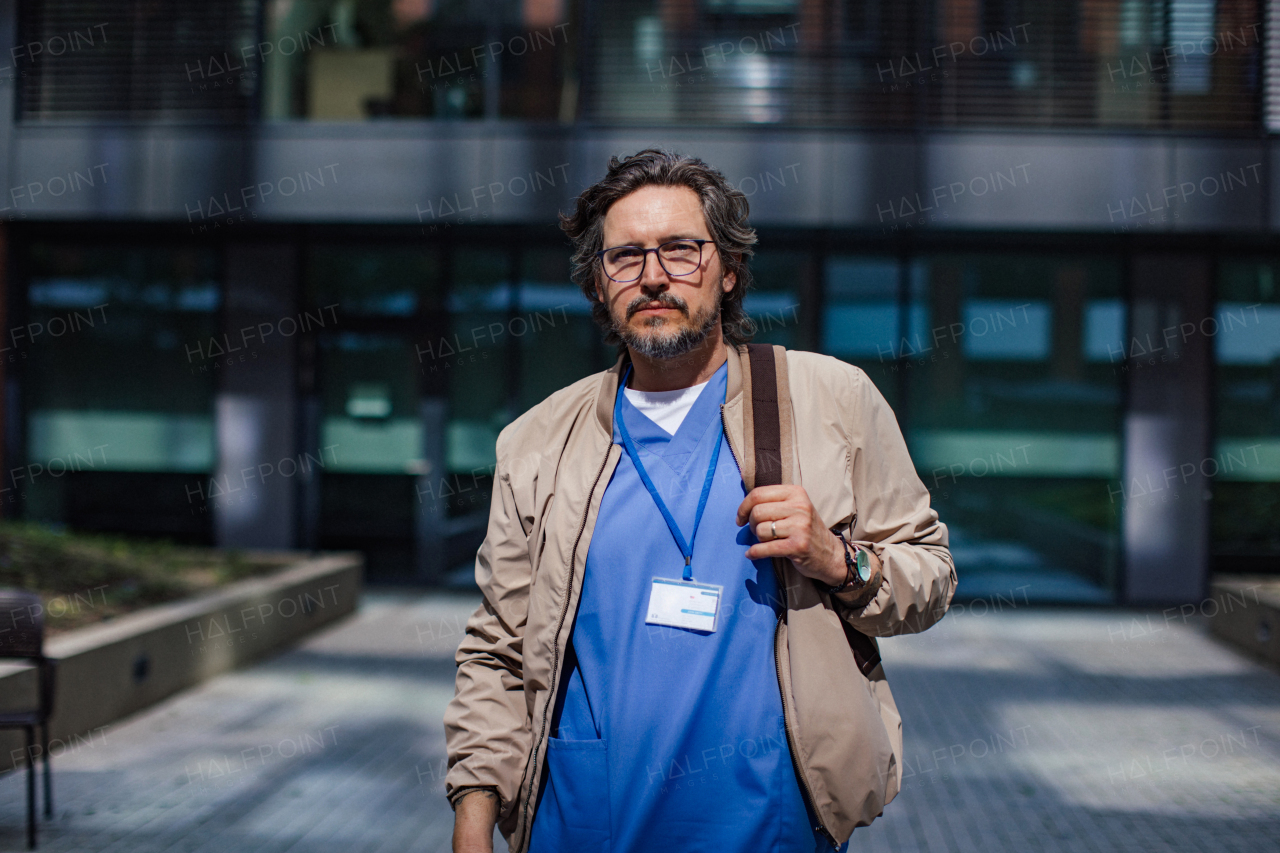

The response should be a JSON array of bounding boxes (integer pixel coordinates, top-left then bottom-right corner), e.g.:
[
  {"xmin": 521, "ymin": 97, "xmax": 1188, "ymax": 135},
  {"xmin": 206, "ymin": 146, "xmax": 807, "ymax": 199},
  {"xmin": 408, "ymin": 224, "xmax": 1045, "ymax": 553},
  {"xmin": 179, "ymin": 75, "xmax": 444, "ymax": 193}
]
[{"xmin": 595, "ymin": 239, "xmax": 714, "ymax": 283}]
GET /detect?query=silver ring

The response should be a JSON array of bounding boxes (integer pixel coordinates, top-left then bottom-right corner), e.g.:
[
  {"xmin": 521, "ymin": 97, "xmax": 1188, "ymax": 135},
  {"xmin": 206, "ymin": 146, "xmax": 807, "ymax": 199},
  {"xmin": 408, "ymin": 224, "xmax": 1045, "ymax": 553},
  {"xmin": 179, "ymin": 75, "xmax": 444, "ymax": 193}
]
[{"xmin": 770, "ymin": 521, "xmax": 778, "ymax": 540}]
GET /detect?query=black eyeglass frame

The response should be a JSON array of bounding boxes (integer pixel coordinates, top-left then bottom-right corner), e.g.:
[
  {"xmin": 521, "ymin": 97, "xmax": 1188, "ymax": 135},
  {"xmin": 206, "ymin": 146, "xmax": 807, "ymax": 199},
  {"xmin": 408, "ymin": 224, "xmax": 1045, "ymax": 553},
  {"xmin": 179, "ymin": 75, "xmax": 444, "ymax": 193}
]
[{"xmin": 594, "ymin": 239, "xmax": 716, "ymax": 283}]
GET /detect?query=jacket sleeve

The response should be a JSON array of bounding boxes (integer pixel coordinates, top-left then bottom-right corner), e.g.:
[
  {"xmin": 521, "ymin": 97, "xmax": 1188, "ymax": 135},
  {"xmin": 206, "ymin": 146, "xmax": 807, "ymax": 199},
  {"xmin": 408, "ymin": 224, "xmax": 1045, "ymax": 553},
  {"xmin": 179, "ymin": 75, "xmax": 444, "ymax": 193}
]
[
  {"xmin": 443, "ymin": 439, "xmax": 536, "ymax": 817},
  {"xmin": 835, "ymin": 366, "xmax": 956, "ymax": 637}
]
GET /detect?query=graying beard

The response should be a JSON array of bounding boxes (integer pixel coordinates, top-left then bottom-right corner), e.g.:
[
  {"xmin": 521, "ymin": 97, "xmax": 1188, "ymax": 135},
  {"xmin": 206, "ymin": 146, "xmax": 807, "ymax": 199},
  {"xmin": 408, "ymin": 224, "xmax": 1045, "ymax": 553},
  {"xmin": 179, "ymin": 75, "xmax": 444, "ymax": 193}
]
[{"xmin": 617, "ymin": 297, "xmax": 721, "ymax": 360}]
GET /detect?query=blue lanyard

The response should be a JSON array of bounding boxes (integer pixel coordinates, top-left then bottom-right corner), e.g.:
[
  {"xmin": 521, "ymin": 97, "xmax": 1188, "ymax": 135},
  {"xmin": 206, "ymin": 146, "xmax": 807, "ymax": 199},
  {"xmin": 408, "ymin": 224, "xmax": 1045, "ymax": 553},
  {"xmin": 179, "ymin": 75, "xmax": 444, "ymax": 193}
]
[{"xmin": 614, "ymin": 364, "xmax": 723, "ymax": 582}]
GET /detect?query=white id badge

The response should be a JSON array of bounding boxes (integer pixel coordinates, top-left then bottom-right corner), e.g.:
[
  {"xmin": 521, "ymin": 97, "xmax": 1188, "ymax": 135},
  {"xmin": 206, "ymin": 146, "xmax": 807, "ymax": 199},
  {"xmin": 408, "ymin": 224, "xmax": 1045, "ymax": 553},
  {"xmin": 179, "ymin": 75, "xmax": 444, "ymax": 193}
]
[{"xmin": 645, "ymin": 578, "xmax": 722, "ymax": 632}]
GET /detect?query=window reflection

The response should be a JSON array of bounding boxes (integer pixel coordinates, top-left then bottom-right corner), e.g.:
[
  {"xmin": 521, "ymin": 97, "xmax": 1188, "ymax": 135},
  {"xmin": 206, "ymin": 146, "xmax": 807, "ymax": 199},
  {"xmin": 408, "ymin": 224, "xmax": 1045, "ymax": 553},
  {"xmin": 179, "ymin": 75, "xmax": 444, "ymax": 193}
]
[
  {"xmin": 16, "ymin": 0, "xmax": 1263, "ymax": 129},
  {"xmin": 446, "ymin": 247, "xmax": 511, "ymax": 478},
  {"xmin": 319, "ymin": 332, "xmax": 424, "ymax": 474},
  {"xmin": 821, "ymin": 255, "xmax": 899, "ymax": 404},
  {"xmin": 585, "ymin": 0, "xmax": 1261, "ymax": 130},
  {"xmin": 308, "ymin": 245, "xmax": 441, "ymax": 316},
  {"xmin": 517, "ymin": 247, "xmax": 603, "ymax": 413},
  {"xmin": 22, "ymin": 245, "xmax": 220, "ymax": 542},
  {"xmin": 1212, "ymin": 261, "xmax": 1280, "ymax": 571},
  {"xmin": 1083, "ymin": 299, "xmax": 1126, "ymax": 362},
  {"xmin": 262, "ymin": 0, "xmax": 574, "ymax": 120},
  {"xmin": 745, "ymin": 249, "xmax": 804, "ymax": 349},
  {"xmin": 960, "ymin": 300, "xmax": 1050, "ymax": 361},
  {"xmin": 907, "ymin": 254, "xmax": 1123, "ymax": 600}
]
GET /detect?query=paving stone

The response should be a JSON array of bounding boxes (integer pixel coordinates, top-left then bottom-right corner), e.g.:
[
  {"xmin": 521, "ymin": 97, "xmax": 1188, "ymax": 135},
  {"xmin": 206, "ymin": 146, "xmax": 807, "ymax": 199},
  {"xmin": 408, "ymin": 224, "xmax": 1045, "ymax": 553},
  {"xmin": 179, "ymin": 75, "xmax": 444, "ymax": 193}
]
[{"xmin": 1, "ymin": 595, "xmax": 1277, "ymax": 852}]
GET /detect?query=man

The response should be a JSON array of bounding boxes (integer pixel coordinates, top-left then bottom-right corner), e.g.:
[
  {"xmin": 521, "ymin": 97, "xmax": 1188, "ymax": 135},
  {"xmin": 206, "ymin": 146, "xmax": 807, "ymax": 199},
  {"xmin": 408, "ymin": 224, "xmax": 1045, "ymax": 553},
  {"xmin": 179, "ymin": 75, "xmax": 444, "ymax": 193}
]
[{"xmin": 445, "ymin": 150, "xmax": 955, "ymax": 853}]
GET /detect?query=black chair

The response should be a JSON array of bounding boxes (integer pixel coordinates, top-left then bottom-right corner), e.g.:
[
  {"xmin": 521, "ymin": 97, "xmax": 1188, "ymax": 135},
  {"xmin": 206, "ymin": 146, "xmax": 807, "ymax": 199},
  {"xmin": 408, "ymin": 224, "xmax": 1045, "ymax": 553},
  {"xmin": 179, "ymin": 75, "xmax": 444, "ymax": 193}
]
[{"xmin": 0, "ymin": 590, "xmax": 55, "ymax": 849}]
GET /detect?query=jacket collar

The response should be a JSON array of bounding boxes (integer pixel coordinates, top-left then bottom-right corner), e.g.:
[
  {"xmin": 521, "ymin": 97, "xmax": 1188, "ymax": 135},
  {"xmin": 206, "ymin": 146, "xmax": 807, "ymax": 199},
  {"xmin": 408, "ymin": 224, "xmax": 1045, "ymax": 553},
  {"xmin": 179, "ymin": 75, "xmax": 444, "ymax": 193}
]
[{"xmin": 594, "ymin": 342, "xmax": 745, "ymax": 437}]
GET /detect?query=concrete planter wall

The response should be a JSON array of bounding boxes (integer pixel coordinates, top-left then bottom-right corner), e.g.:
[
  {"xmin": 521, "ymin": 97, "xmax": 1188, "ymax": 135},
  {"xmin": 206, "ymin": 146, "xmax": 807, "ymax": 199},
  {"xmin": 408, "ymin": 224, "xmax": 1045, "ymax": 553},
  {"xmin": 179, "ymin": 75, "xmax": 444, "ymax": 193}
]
[
  {"xmin": 1208, "ymin": 578, "xmax": 1280, "ymax": 667},
  {"xmin": 0, "ymin": 553, "xmax": 362, "ymax": 773}
]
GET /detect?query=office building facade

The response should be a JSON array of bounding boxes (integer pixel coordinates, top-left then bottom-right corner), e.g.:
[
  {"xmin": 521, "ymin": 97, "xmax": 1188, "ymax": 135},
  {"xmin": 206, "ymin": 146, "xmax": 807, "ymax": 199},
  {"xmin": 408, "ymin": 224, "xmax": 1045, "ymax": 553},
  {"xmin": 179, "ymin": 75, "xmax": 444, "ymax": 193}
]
[{"xmin": 2, "ymin": 0, "xmax": 1277, "ymax": 603}]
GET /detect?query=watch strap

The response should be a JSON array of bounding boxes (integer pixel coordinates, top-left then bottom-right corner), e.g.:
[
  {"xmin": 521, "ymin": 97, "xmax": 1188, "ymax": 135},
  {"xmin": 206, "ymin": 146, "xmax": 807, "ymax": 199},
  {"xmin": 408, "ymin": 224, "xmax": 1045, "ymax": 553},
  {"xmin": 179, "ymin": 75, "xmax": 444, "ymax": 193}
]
[{"xmin": 815, "ymin": 530, "xmax": 866, "ymax": 594}]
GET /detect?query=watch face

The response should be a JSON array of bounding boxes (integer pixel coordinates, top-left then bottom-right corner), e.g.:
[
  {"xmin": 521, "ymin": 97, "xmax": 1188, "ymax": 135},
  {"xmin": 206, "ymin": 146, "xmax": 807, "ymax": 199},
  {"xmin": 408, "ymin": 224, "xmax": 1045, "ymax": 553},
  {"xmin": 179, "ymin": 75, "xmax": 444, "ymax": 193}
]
[{"xmin": 855, "ymin": 548, "xmax": 871, "ymax": 582}]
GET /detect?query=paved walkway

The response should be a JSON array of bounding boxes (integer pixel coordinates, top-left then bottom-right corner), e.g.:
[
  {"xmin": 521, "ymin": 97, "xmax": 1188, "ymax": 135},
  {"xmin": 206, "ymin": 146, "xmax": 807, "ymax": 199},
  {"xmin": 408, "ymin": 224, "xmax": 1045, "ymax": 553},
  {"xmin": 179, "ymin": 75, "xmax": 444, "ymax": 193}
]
[{"xmin": 2, "ymin": 592, "xmax": 1279, "ymax": 852}]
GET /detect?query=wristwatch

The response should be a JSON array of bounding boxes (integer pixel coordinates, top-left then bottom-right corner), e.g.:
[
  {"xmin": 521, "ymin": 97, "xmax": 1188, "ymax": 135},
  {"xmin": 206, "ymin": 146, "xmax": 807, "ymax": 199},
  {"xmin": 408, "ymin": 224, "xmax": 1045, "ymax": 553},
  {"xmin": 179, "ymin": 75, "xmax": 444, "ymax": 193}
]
[{"xmin": 815, "ymin": 530, "xmax": 872, "ymax": 594}]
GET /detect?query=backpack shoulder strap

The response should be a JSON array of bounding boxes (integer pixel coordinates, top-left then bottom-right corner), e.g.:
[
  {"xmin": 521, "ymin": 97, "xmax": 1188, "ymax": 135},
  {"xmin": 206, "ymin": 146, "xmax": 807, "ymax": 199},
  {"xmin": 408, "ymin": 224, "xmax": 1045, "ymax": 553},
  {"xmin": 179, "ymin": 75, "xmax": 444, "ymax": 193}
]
[
  {"xmin": 744, "ymin": 343, "xmax": 782, "ymax": 487},
  {"xmin": 743, "ymin": 342, "xmax": 882, "ymax": 678}
]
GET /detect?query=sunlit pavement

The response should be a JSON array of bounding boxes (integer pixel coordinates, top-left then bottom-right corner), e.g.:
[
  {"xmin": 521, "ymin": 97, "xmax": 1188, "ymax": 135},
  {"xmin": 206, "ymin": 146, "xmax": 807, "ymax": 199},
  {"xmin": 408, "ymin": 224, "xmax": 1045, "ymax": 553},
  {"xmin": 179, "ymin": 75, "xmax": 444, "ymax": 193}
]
[{"xmin": 2, "ymin": 592, "xmax": 1278, "ymax": 852}]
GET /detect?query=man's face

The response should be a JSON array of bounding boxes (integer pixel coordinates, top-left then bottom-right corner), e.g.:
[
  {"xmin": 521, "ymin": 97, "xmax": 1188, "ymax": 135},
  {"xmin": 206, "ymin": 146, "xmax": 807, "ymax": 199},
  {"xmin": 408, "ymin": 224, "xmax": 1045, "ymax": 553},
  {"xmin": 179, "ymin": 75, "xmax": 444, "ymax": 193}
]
[{"xmin": 596, "ymin": 185, "xmax": 736, "ymax": 360}]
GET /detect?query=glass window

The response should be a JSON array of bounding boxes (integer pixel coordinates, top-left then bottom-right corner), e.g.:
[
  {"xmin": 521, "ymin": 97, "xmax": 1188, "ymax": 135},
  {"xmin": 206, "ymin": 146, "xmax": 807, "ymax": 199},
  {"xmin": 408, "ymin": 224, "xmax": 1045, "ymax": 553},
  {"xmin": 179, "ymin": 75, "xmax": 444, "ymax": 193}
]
[
  {"xmin": 1212, "ymin": 260, "xmax": 1280, "ymax": 571},
  {"xmin": 745, "ymin": 249, "xmax": 804, "ymax": 349},
  {"xmin": 583, "ymin": 0, "xmax": 1262, "ymax": 130},
  {"xmin": 905, "ymin": 254, "xmax": 1125, "ymax": 601},
  {"xmin": 307, "ymin": 245, "xmax": 441, "ymax": 316},
  {"xmin": 17, "ymin": 1, "xmax": 258, "ymax": 121},
  {"xmin": 18, "ymin": 0, "xmax": 1263, "ymax": 131},
  {"xmin": 590, "ymin": 0, "xmax": 804, "ymax": 126},
  {"xmin": 445, "ymin": 246, "xmax": 513, "ymax": 485},
  {"xmin": 821, "ymin": 255, "xmax": 900, "ymax": 405},
  {"xmin": 304, "ymin": 239, "xmax": 601, "ymax": 579},
  {"xmin": 21, "ymin": 244, "xmax": 220, "ymax": 542},
  {"xmin": 260, "ymin": 0, "xmax": 575, "ymax": 120},
  {"xmin": 516, "ymin": 247, "xmax": 605, "ymax": 413}
]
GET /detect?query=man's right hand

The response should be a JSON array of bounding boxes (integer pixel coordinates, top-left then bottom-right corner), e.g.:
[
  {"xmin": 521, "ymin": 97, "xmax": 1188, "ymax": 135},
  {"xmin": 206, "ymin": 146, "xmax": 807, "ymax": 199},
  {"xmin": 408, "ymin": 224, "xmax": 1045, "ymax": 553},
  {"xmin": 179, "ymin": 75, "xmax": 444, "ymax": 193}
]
[{"xmin": 452, "ymin": 789, "xmax": 499, "ymax": 853}]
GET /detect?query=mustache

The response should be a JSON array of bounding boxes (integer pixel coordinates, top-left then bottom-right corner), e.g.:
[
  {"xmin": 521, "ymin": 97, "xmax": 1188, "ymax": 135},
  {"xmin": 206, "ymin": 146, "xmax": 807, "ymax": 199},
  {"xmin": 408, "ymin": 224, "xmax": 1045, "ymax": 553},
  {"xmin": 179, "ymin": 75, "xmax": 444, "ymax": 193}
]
[{"xmin": 625, "ymin": 292, "xmax": 689, "ymax": 320}]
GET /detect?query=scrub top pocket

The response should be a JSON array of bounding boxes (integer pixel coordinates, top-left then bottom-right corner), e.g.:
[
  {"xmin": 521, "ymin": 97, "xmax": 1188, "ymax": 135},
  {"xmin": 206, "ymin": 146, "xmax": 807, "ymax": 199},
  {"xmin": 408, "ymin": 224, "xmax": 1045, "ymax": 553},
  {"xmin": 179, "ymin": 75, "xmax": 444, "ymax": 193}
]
[{"xmin": 528, "ymin": 737, "xmax": 611, "ymax": 852}]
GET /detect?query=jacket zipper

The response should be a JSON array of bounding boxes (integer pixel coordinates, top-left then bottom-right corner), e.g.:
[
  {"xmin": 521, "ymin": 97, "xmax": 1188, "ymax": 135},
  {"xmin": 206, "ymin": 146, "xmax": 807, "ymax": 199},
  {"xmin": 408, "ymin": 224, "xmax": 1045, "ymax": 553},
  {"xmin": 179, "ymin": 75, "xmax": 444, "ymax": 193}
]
[
  {"xmin": 719, "ymin": 405, "xmax": 740, "ymax": 471},
  {"xmin": 517, "ymin": 441, "xmax": 613, "ymax": 852},
  {"xmin": 730, "ymin": 402, "xmax": 840, "ymax": 849}
]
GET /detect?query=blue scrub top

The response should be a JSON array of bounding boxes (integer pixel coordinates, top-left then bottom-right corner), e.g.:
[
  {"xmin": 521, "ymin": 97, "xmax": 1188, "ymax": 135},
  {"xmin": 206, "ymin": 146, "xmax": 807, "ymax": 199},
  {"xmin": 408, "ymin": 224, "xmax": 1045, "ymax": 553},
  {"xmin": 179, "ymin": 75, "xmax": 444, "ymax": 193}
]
[{"xmin": 529, "ymin": 361, "xmax": 846, "ymax": 853}]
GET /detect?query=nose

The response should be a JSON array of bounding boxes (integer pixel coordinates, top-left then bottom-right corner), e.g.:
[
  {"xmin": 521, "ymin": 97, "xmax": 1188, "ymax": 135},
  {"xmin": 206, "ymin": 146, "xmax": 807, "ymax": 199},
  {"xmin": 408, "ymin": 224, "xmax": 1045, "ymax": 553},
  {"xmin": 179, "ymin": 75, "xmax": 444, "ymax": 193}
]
[{"xmin": 637, "ymin": 249, "xmax": 670, "ymax": 293}]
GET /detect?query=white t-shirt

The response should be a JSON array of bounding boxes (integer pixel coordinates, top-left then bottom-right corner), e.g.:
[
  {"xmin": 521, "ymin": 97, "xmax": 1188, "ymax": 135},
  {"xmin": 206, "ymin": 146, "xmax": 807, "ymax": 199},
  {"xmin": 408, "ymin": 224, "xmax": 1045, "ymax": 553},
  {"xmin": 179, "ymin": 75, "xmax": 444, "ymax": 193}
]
[{"xmin": 622, "ymin": 379, "xmax": 710, "ymax": 435}]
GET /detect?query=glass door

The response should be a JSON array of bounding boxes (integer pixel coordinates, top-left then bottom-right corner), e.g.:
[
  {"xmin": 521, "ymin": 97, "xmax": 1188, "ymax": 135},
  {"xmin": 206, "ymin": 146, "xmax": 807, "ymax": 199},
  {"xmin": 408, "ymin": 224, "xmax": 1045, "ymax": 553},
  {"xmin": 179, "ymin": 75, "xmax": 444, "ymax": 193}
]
[{"xmin": 306, "ymin": 244, "xmax": 440, "ymax": 581}]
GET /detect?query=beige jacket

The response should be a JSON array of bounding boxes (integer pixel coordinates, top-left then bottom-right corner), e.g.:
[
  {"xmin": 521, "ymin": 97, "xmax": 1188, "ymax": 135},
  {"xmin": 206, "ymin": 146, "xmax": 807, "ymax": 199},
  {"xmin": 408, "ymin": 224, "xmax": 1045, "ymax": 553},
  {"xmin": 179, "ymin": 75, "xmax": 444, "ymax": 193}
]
[{"xmin": 444, "ymin": 343, "xmax": 956, "ymax": 850}]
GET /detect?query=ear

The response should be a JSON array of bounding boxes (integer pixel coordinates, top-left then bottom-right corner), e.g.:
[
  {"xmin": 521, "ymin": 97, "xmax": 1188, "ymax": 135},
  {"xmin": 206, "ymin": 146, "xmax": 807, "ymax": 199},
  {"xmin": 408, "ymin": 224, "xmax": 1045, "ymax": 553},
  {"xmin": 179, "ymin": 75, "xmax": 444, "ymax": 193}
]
[{"xmin": 721, "ymin": 265, "xmax": 737, "ymax": 294}]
